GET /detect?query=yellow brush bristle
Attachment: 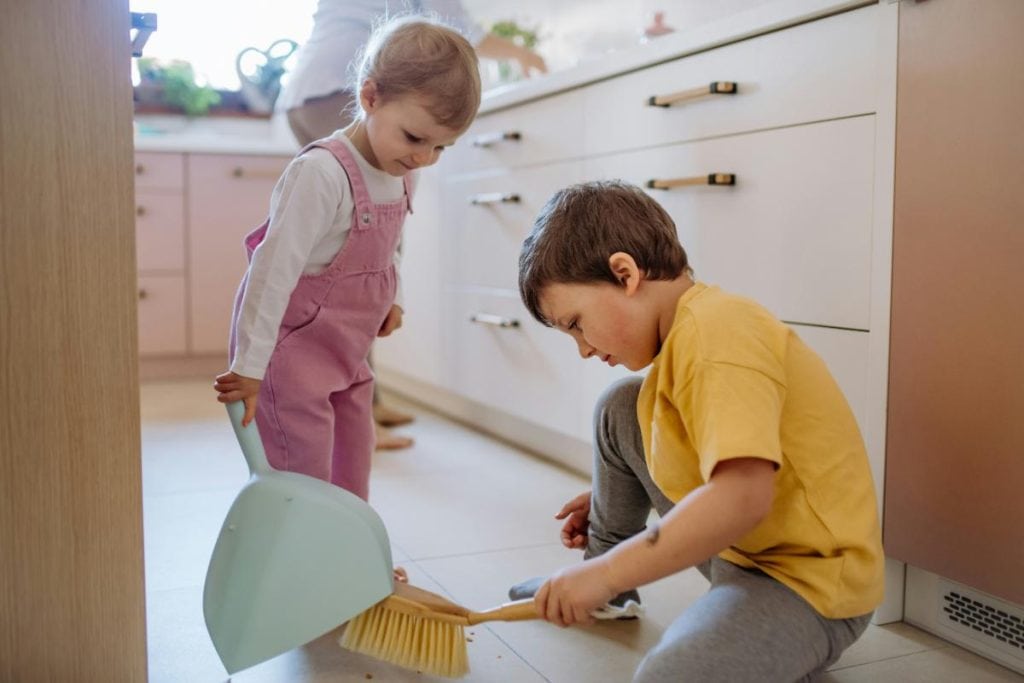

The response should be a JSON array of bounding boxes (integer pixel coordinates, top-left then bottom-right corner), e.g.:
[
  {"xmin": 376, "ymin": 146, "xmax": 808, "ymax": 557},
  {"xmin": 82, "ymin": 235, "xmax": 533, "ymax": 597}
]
[{"xmin": 340, "ymin": 601, "xmax": 470, "ymax": 678}]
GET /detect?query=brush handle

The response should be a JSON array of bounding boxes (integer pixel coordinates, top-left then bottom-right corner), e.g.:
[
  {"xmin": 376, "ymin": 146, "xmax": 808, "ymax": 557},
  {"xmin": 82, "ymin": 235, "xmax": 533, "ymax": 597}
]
[{"xmin": 466, "ymin": 599, "xmax": 539, "ymax": 625}]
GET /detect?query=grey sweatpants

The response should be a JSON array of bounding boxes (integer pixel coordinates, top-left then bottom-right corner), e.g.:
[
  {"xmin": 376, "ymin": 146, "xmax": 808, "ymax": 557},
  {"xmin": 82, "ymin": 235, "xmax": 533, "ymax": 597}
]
[{"xmin": 590, "ymin": 377, "xmax": 873, "ymax": 683}]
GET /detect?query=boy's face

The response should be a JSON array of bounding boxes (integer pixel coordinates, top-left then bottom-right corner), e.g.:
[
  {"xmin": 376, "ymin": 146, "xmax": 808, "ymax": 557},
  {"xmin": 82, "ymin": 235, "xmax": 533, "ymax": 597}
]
[{"xmin": 539, "ymin": 280, "xmax": 660, "ymax": 372}]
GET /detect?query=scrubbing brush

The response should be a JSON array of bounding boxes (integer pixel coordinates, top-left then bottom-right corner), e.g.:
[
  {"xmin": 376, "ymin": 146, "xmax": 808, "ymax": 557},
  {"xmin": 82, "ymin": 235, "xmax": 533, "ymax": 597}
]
[{"xmin": 339, "ymin": 581, "xmax": 538, "ymax": 677}]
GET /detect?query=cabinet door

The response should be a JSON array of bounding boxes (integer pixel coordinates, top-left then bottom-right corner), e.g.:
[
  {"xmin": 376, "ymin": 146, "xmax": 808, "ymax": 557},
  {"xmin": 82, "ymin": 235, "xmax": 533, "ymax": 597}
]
[
  {"xmin": 443, "ymin": 161, "xmax": 585, "ymax": 291},
  {"xmin": 447, "ymin": 288, "xmax": 583, "ymax": 438},
  {"xmin": 137, "ymin": 275, "xmax": 187, "ymax": 355},
  {"xmin": 187, "ymin": 154, "xmax": 290, "ymax": 354},
  {"xmin": 885, "ymin": 0, "xmax": 1024, "ymax": 605},
  {"xmin": 135, "ymin": 190, "xmax": 185, "ymax": 272}
]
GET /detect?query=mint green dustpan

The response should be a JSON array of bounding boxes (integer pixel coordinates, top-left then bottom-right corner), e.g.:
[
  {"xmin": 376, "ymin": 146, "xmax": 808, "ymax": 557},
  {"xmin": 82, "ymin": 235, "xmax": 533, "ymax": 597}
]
[{"xmin": 203, "ymin": 402, "xmax": 394, "ymax": 674}]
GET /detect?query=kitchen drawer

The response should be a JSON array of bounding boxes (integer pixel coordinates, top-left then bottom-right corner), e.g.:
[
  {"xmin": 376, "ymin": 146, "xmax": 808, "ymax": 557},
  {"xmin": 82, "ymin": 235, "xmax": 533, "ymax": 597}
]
[
  {"xmin": 137, "ymin": 275, "xmax": 187, "ymax": 355},
  {"xmin": 445, "ymin": 89, "xmax": 585, "ymax": 174},
  {"xmin": 448, "ymin": 288, "xmax": 582, "ymax": 437},
  {"xmin": 584, "ymin": 115, "xmax": 875, "ymax": 331},
  {"xmin": 135, "ymin": 191, "xmax": 185, "ymax": 272},
  {"xmin": 134, "ymin": 152, "xmax": 184, "ymax": 191},
  {"xmin": 584, "ymin": 5, "xmax": 876, "ymax": 157},
  {"xmin": 444, "ymin": 161, "xmax": 584, "ymax": 290}
]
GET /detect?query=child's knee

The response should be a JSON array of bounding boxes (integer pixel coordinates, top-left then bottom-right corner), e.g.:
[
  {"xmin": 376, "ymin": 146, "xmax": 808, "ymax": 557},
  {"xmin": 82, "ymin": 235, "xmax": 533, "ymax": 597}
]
[
  {"xmin": 633, "ymin": 636, "xmax": 716, "ymax": 683},
  {"xmin": 593, "ymin": 376, "xmax": 643, "ymax": 429}
]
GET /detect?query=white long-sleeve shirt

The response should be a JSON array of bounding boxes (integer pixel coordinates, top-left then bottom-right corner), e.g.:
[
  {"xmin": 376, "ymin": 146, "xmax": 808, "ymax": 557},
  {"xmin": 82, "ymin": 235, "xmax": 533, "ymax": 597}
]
[
  {"xmin": 230, "ymin": 132, "xmax": 410, "ymax": 380},
  {"xmin": 276, "ymin": 0, "xmax": 485, "ymax": 111}
]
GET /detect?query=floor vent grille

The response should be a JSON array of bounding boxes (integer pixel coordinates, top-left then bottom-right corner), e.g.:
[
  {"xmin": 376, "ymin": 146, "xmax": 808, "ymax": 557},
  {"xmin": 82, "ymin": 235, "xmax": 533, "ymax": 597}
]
[{"xmin": 939, "ymin": 580, "xmax": 1024, "ymax": 665}]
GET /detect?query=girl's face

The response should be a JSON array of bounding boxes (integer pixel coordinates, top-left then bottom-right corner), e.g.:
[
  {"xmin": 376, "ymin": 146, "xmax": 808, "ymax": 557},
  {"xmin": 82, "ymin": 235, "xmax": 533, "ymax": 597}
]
[{"xmin": 355, "ymin": 81, "xmax": 461, "ymax": 176}]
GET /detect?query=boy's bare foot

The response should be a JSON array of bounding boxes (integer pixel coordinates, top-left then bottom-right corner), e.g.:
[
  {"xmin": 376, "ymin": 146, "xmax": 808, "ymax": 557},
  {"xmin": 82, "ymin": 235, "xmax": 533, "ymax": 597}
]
[
  {"xmin": 375, "ymin": 424, "xmax": 413, "ymax": 450},
  {"xmin": 393, "ymin": 567, "xmax": 408, "ymax": 583},
  {"xmin": 373, "ymin": 404, "xmax": 415, "ymax": 428}
]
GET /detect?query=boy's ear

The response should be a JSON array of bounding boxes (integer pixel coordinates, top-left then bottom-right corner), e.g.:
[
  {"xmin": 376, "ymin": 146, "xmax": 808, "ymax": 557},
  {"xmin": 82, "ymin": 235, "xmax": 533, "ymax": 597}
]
[{"xmin": 608, "ymin": 252, "xmax": 642, "ymax": 295}]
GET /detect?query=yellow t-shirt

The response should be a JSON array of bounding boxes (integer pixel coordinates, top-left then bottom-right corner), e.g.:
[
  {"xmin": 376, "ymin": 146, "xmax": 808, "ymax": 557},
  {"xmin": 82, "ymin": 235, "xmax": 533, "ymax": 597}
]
[{"xmin": 638, "ymin": 282, "xmax": 884, "ymax": 618}]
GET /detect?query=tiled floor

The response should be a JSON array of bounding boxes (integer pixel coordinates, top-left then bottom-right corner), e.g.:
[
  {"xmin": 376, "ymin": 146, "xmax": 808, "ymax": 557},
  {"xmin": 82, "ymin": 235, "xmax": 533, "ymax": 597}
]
[{"xmin": 142, "ymin": 380, "xmax": 1024, "ymax": 682}]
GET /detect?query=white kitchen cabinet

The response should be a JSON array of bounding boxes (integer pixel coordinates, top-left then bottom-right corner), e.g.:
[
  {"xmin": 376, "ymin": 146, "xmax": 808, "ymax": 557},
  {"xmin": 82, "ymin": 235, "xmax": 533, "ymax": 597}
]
[{"xmin": 375, "ymin": 2, "xmax": 891, "ymax": 488}]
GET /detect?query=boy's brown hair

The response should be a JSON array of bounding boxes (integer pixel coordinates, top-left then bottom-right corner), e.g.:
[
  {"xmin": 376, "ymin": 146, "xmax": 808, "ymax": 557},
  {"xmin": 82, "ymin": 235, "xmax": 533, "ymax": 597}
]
[
  {"xmin": 519, "ymin": 181, "xmax": 691, "ymax": 325},
  {"xmin": 353, "ymin": 16, "xmax": 481, "ymax": 132}
]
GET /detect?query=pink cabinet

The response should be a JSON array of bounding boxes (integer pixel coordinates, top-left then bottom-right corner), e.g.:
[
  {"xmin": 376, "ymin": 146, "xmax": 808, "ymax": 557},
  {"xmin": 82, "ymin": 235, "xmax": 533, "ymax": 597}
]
[
  {"xmin": 132, "ymin": 151, "xmax": 290, "ymax": 360},
  {"xmin": 186, "ymin": 154, "xmax": 290, "ymax": 354}
]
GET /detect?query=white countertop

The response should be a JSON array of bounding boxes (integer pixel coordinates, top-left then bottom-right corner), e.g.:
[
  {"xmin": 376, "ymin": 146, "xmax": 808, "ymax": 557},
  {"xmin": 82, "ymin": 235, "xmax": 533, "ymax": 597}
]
[
  {"xmin": 134, "ymin": 0, "xmax": 868, "ymax": 154},
  {"xmin": 480, "ymin": 0, "xmax": 869, "ymax": 113},
  {"xmin": 134, "ymin": 114, "xmax": 300, "ymax": 156}
]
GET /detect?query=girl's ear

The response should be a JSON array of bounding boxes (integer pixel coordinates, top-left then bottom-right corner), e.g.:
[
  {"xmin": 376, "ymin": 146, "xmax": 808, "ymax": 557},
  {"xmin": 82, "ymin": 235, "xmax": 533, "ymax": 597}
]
[
  {"xmin": 359, "ymin": 79, "xmax": 380, "ymax": 113},
  {"xmin": 608, "ymin": 252, "xmax": 642, "ymax": 296}
]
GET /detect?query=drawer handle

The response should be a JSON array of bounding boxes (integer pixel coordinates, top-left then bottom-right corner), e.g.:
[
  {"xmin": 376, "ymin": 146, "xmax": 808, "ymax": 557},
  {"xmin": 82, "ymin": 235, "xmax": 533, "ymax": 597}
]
[
  {"xmin": 647, "ymin": 81, "xmax": 738, "ymax": 108},
  {"xmin": 136, "ymin": 205, "xmax": 147, "ymax": 217},
  {"xmin": 469, "ymin": 192, "xmax": 521, "ymax": 205},
  {"xmin": 231, "ymin": 167, "xmax": 281, "ymax": 180},
  {"xmin": 470, "ymin": 313, "xmax": 520, "ymax": 328},
  {"xmin": 135, "ymin": 164, "xmax": 145, "ymax": 175},
  {"xmin": 646, "ymin": 173, "xmax": 736, "ymax": 190},
  {"xmin": 138, "ymin": 288, "xmax": 148, "ymax": 300},
  {"xmin": 471, "ymin": 130, "xmax": 522, "ymax": 148}
]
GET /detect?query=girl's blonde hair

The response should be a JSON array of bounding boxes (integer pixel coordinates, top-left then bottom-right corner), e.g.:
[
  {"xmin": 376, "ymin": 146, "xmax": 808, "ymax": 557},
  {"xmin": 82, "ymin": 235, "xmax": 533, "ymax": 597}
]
[{"xmin": 352, "ymin": 15, "xmax": 481, "ymax": 132}]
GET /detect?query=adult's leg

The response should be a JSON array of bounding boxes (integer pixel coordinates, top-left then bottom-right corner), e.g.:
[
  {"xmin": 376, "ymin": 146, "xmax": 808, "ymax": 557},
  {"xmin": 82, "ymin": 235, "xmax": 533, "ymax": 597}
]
[{"xmin": 634, "ymin": 558, "xmax": 872, "ymax": 683}]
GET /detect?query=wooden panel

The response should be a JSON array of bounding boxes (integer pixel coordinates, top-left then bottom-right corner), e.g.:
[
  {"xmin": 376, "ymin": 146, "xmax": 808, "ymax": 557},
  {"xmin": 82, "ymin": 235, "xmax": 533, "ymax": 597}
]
[
  {"xmin": 0, "ymin": 0, "xmax": 147, "ymax": 680},
  {"xmin": 885, "ymin": 0, "xmax": 1024, "ymax": 605}
]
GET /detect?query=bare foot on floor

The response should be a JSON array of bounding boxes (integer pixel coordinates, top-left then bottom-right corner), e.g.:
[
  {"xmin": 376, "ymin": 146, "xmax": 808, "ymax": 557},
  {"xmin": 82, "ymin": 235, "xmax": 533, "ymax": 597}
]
[
  {"xmin": 375, "ymin": 424, "xmax": 413, "ymax": 450},
  {"xmin": 393, "ymin": 567, "xmax": 408, "ymax": 583},
  {"xmin": 373, "ymin": 403, "xmax": 415, "ymax": 428}
]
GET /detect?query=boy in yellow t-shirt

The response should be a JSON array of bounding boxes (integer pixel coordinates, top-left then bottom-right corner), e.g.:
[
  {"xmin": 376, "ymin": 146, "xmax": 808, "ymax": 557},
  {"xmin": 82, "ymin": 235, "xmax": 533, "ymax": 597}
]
[{"xmin": 515, "ymin": 181, "xmax": 884, "ymax": 682}]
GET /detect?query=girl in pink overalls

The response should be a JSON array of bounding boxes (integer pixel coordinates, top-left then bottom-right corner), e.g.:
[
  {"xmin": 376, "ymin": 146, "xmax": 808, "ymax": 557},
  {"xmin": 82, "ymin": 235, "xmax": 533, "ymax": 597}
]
[{"xmin": 213, "ymin": 17, "xmax": 482, "ymax": 501}]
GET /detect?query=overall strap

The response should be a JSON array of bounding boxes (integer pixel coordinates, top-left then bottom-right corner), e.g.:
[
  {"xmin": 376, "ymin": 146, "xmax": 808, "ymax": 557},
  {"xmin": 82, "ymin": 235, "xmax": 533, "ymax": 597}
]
[{"xmin": 304, "ymin": 138, "xmax": 374, "ymax": 217}]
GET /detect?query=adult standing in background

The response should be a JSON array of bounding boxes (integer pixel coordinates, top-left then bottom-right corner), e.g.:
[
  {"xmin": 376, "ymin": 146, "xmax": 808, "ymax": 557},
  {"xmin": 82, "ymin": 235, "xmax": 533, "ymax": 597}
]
[{"xmin": 277, "ymin": 0, "xmax": 547, "ymax": 449}]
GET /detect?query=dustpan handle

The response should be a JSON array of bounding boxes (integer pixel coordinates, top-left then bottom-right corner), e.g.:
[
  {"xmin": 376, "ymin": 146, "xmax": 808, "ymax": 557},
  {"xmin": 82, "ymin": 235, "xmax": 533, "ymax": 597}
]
[{"xmin": 226, "ymin": 401, "xmax": 271, "ymax": 475}]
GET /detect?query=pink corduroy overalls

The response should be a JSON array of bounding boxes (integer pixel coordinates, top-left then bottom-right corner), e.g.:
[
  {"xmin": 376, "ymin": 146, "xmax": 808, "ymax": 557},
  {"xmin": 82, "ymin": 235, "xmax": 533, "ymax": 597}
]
[{"xmin": 229, "ymin": 137, "xmax": 412, "ymax": 501}]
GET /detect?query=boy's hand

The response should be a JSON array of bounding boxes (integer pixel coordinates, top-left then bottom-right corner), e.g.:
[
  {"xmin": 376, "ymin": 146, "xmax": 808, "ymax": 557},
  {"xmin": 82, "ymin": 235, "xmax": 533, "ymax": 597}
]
[
  {"xmin": 214, "ymin": 371, "xmax": 261, "ymax": 426},
  {"xmin": 378, "ymin": 304, "xmax": 403, "ymax": 337},
  {"xmin": 535, "ymin": 558, "xmax": 617, "ymax": 627},
  {"xmin": 556, "ymin": 491, "xmax": 592, "ymax": 549}
]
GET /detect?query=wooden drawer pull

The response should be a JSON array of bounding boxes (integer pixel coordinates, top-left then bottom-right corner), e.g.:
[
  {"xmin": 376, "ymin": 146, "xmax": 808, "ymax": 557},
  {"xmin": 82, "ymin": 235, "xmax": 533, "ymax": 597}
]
[
  {"xmin": 470, "ymin": 313, "xmax": 520, "ymax": 328},
  {"xmin": 646, "ymin": 173, "xmax": 736, "ymax": 190},
  {"xmin": 135, "ymin": 164, "xmax": 146, "ymax": 175},
  {"xmin": 136, "ymin": 205, "xmax": 147, "ymax": 217},
  {"xmin": 471, "ymin": 130, "xmax": 522, "ymax": 148},
  {"xmin": 138, "ymin": 288, "xmax": 148, "ymax": 300},
  {"xmin": 469, "ymin": 192, "xmax": 521, "ymax": 205},
  {"xmin": 647, "ymin": 81, "xmax": 738, "ymax": 108},
  {"xmin": 231, "ymin": 167, "xmax": 281, "ymax": 180}
]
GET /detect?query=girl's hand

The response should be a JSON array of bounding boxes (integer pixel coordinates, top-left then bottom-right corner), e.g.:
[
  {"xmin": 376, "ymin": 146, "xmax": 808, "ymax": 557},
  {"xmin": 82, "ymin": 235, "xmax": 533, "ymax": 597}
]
[
  {"xmin": 378, "ymin": 304, "xmax": 403, "ymax": 337},
  {"xmin": 534, "ymin": 559, "xmax": 618, "ymax": 628},
  {"xmin": 555, "ymin": 491, "xmax": 592, "ymax": 549},
  {"xmin": 214, "ymin": 371, "xmax": 262, "ymax": 426}
]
